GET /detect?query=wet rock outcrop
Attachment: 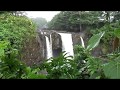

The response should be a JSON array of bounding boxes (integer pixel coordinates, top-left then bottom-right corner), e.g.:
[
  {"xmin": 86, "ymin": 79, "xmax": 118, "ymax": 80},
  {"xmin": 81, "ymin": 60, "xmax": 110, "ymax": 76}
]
[
  {"xmin": 51, "ymin": 32, "xmax": 62, "ymax": 49},
  {"xmin": 37, "ymin": 32, "xmax": 46, "ymax": 60},
  {"xmin": 72, "ymin": 32, "xmax": 87, "ymax": 47},
  {"xmin": 72, "ymin": 33, "xmax": 81, "ymax": 47},
  {"xmin": 21, "ymin": 32, "xmax": 46, "ymax": 66},
  {"xmin": 51, "ymin": 32, "xmax": 62, "ymax": 57}
]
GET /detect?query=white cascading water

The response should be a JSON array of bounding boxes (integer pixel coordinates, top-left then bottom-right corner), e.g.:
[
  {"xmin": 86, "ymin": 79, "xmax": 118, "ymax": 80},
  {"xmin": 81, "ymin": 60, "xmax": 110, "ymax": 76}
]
[
  {"xmin": 45, "ymin": 36, "xmax": 53, "ymax": 59},
  {"xmin": 50, "ymin": 34, "xmax": 53, "ymax": 56},
  {"xmin": 59, "ymin": 33, "xmax": 74, "ymax": 58},
  {"xmin": 80, "ymin": 36, "xmax": 86, "ymax": 63},
  {"xmin": 80, "ymin": 36, "xmax": 85, "ymax": 48}
]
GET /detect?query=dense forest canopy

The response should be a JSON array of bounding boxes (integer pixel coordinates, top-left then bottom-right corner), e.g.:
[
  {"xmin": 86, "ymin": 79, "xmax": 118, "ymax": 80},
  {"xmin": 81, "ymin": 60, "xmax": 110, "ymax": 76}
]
[{"xmin": 47, "ymin": 11, "xmax": 120, "ymax": 32}]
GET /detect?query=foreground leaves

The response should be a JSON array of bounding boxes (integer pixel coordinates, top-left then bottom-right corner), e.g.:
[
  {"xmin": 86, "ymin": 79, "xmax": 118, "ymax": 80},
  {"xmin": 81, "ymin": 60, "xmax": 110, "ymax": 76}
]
[
  {"xmin": 87, "ymin": 31, "xmax": 105, "ymax": 51},
  {"xmin": 103, "ymin": 56, "xmax": 120, "ymax": 79}
]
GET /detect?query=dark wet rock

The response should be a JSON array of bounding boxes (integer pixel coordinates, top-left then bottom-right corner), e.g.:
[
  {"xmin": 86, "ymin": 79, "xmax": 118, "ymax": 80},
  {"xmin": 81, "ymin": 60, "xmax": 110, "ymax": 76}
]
[
  {"xmin": 37, "ymin": 32, "xmax": 46, "ymax": 60},
  {"xmin": 72, "ymin": 33, "xmax": 81, "ymax": 47},
  {"xmin": 21, "ymin": 32, "xmax": 47, "ymax": 66},
  {"xmin": 53, "ymin": 48, "xmax": 62, "ymax": 57},
  {"xmin": 51, "ymin": 32, "xmax": 62, "ymax": 50}
]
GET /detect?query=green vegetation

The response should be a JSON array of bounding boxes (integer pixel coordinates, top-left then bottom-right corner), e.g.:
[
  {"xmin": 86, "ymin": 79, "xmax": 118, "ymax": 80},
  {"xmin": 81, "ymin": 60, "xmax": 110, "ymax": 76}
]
[
  {"xmin": 47, "ymin": 11, "xmax": 105, "ymax": 31},
  {"xmin": 39, "ymin": 31, "xmax": 120, "ymax": 79},
  {"xmin": 39, "ymin": 31, "xmax": 106, "ymax": 79},
  {"xmin": 1, "ymin": 11, "xmax": 120, "ymax": 79},
  {"xmin": 0, "ymin": 12, "xmax": 46, "ymax": 79}
]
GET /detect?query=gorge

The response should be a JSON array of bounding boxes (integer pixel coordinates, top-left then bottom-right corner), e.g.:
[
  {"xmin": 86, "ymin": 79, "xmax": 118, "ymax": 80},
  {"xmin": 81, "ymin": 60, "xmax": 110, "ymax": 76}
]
[{"xmin": 22, "ymin": 30, "xmax": 92, "ymax": 66}]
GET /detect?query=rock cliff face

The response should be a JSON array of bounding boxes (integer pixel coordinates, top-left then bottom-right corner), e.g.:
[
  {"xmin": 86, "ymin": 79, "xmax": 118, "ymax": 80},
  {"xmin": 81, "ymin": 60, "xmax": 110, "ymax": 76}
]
[
  {"xmin": 51, "ymin": 32, "xmax": 62, "ymax": 57},
  {"xmin": 72, "ymin": 33, "xmax": 81, "ymax": 47},
  {"xmin": 21, "ymin": 30, "xmax": 47, "ymax": 66},
  {"xmin": 37, "ymin": 32, "xmax": 46, "ymax": 60},
  {"xmin": 51, "ymin": 32, "xmax": 62, "ymax": 49}
]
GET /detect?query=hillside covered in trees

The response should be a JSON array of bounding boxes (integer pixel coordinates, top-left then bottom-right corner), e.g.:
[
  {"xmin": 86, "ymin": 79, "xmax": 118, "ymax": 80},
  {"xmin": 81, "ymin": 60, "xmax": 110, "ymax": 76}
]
[{"xmin": 47, "ymin": 11, "xmax": 120, "ymax": 32}]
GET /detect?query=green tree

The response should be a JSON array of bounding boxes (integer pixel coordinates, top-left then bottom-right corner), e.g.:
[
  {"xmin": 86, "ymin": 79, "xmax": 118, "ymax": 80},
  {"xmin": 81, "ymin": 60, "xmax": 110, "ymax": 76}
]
[
  {"xmin": 0, "ymin": 12, "xmax": 37, "ymax": 79},
  {"xmin": 48, "ymin": 11, "xmax": 104, "ymax": 32},
  {"xmin": 0, "ymin": 11, "xmax": 26, "ymax": 16}
]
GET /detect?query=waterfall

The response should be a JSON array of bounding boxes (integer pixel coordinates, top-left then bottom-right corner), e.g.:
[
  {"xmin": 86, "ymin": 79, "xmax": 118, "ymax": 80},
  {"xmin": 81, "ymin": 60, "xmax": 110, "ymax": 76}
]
[
  {"xmin": 50, "ymin": 34, "xmax": 53, "ymax": 56},
  {"xmin": 80, "ymin": 36, "xmax": 85, "ymax": 48},
  {"xmin": 59, "ymin": 33, "xmax": 74, "ymax": 58},
  {"xmin": 80, "ymin": 36, "xmax": 86, "ymax": 63},
  {"xmin": 45, "ymin": 36, "xmax": 53, "ymax": 59}
]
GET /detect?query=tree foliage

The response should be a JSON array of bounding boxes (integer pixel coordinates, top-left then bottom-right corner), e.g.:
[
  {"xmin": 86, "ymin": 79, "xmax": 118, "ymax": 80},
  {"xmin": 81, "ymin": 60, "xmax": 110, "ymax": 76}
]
[
  {"xmin": 48, "ymin": 11, "xmax": 120, "ymax": 32},
  {"xmin": 0, "ymin": 12, "xmax": 44, "ymax": 79},
  {"xmin": 47, "ymin": 11, "xmax": 105, "ymax": 32}
]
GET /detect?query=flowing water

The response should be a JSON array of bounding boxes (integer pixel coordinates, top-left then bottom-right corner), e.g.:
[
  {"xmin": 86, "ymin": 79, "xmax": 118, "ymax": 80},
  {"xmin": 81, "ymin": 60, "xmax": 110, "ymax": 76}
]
[
  {"xmin": 80, "ymin": 36, "xmax": 85, "ymax": 48},
  {"xmin": 45, "ymin": 36, "xmax": 53, "ymax": 59},
  {"xmin": 50, "ymin": 34, "xmax": 53, "ymax": 57},
  {"xmin": 59, "ymin": 33, "xmax": 74, "ymax": 58}
]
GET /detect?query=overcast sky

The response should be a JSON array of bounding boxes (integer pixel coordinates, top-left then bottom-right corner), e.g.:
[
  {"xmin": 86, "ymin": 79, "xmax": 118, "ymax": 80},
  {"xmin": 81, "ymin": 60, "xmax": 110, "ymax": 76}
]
[{"xmin": 25, "ymin": 11, "xmax": 60, "ymax": 22}]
